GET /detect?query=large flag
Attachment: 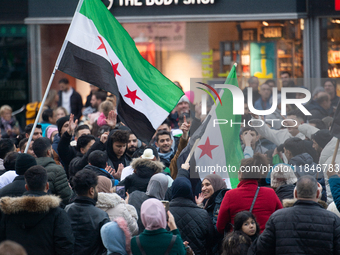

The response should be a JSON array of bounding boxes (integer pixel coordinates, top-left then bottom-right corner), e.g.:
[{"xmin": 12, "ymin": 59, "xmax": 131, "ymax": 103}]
[
  {"xmin": 56, "ymin": 0, "xmax": 184, "ymax": 142},
  {"xmin": 193, "ymin": 64, "xmax": 243, "ymax": 189}
]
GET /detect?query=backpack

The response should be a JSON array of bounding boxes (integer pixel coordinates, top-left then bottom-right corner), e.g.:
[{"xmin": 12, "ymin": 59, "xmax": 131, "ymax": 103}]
[{"xmin": 26, "ymin": 102, "xmax": 41, "ymax": 125}]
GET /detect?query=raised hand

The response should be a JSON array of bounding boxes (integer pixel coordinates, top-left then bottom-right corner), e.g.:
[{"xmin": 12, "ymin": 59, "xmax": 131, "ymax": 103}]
[
  {"xmin": 68, "ymin": 114, "xmax": 78, "ymax": 135},
  {"xmin": 105, "ymin": 110, "xmax": 117, "ymax": 128},
  {"xmin": 195, "ymin": 193, "xmax": 204, "ymax": 205},
  {"xmin": 100, "ymin": 131, "xmax": 109, "ymax": 144},
  {"xmin": 180, "ymin": 115, "xmax": 191, "ymax": 140}
]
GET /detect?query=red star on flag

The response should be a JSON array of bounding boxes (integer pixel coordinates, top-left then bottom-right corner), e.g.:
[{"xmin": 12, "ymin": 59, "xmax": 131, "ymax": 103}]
[
  {"xmin": 110, "ymin": 60, "xmax": 121, "ymax": 77},
  {"xmin": 198, "ymin": 137, "xmax": 219, "ymax": 159},
  {"xmin": 97, "ymin": 36, "xmax": 108, "ymax": 55},
  {"xmin": 124, "ymin": 86, "xmax": 142, "ymax": 104}
]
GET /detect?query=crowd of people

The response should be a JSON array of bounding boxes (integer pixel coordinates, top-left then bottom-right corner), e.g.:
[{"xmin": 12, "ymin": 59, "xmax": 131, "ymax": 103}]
[{"xmin": 0, "ymin": 74, "xmax": 339, "ymax": 255}]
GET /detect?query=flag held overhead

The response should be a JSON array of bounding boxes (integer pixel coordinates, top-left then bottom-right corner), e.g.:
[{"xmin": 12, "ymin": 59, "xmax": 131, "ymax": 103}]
[{"xmin": 56, "ymin": 0, "xmax": 184, "ymax": 142}]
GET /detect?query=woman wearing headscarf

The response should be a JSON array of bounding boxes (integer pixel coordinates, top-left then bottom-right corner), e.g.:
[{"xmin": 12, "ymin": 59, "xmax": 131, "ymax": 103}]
[
  {"xmin": 216, "ymin": 153, "xmax": 282, "ymax": 235},
  {"xmin": 128, "ymin": 173, "xmax": 168, "ymax": 234},
  {"xmin": 169, "ymin": 177, "xmax": 214, "ymax": 255},
  {"xmin": 101, "ymin": 217, "xmax": 132, "ymax": 255},
  {"xmin": 130, "ymin": 199, "xmax": 186, "ymax": 255},
  {"xmin": 196, "ymin": 173, "xmax": 229, "ymax": 254},
  {"xmin": 96, "ymin": 176, "xmax": 139, "ymax": 236}
]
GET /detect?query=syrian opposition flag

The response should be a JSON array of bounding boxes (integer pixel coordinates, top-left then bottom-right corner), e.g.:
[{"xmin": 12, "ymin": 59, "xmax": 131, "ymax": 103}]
[
  {"xmin": 56, "ymin": 0, "xmax": 183, "ymax": 142},
  {"xmin": 193, "ymin": 65, "xmax": 243, "ymax": 189}
]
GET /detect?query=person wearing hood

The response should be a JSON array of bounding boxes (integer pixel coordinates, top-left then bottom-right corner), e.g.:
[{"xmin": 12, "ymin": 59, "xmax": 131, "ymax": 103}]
[
  {"xmin": 131, "ymin": 198, "xmax": 186, "ymax": 255},
  {"xmin": 306, "ymin": 92, "xmax": 332, "ymax": 120},
  {"xmin": 169, "ymin": 177, "xmax": 214, "ymax": 255},
  {"xmin": 101, "ymin": 217, "xmax": 132, "ymax": 255},
  {"xmin": 0, "ymin": 165, "xmax": 74, "ymax": 255},
  {"xmin": 270, "ymin": 164, "xmax": 297, "ymax": 202},
  {"xmin": 120, "ymin": 149, "xmax": 164, "ymax": 194},
  {"xmin": 33, "ymin": 137, "xmax": 72, "ymax": 206},
  {"xmin": 128, "ymin": 172, "xmax": 168, "ymax": 234},
  {"xmin": 96, "ymin": 176, "xmax": 138, "ymax": 236},
  {"xmin": 106, "ymin": 130, "xmax": 130, "ymax": 179}
]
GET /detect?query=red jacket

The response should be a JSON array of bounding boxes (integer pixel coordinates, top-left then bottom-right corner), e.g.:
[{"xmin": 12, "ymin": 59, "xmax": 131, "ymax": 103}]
[{"xmin": 216, "ymin": 180, "xmax": 282, "ymax": 234}]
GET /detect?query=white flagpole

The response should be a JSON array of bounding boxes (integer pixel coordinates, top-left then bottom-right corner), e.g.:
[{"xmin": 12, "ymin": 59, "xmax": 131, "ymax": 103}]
[
  {"xmin": 24, "ymin": 68, "xmax": 57, "ymax": 153},
  {"xmin": 24, "ymin": 0, "xmax": 85, "ymax": 153}
]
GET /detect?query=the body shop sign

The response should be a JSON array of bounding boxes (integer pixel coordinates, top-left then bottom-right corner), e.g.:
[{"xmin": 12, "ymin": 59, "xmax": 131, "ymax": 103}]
[{"xmin": 115, "ymin": 0, "xmax": 214, "ymax": 6}]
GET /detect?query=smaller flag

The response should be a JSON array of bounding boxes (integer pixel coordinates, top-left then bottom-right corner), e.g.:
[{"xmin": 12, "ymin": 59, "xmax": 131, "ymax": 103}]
[{"xmin": 192, "ymin": 64, "xmax": 243, "ymax": 189}]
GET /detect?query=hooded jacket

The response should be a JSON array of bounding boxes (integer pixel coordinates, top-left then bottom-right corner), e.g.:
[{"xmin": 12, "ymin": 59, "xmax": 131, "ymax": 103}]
[
  {"xmin": 120, "ymin": 158, "xmax": 163, "ymax": 194},
  {"xmin": 101, "ymin": 219, "xmax": 132, "ymax": 255},
  {"xmin": 96, "ymin": 192, "xmax": 139, "ymax": 236},
  {"xmin": 0, "ymin": 191, "xmax": 74, "ymax": 255},
  {"xmin": 106, "ymin": 131, "xmax": 130, "ymax": 171},
  {"xmin": 35, "ymin": 157, "xmax": 72, "ymax": 205}
]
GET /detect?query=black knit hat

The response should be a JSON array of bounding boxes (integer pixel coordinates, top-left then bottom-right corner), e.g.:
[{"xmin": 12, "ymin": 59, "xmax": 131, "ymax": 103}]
[
  {"xmin": 15, "ymin": 153, "xmax": 37, "ymax": 175},
  {"xmin": 56, "ymin": 115, "xmax": 70, "ymax": 136},
  {"xmin": 312, "ymin": 129, "xmax": 333, "ymax": 149}
]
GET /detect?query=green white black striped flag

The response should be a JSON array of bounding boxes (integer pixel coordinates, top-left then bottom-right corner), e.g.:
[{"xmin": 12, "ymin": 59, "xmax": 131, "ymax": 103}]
[{"xmin": 56, "ymin": 0, "xmax": 184, "ymax": 142}]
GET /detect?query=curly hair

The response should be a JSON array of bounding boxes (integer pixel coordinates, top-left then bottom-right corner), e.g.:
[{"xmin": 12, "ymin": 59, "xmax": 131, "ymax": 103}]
[{"xmin": 110, "ymin": 130, "xmax": 129, "ymax": 144}]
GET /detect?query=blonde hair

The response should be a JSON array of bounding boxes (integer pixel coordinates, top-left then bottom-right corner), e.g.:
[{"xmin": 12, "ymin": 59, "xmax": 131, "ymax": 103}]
[
  {"xmin": 99, "ymin": 100, "xmax": 115, "ymax": 118},
  {"xmin": 0, "ymin": 105, "xmax": 12, "ymax": 116},
  {"xmin": 56, "ymin": 106, "xmax": 68, "ymax": 116},
  {"xmin": 45, "ymin": 89, "xmax": 58, "ymax": 109}
]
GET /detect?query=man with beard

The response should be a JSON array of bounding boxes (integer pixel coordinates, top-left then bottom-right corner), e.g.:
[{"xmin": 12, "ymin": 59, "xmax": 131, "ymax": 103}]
[
  {"xmin": 65, "ymin": 169, "xmax": 110, "ymax": 255},
  {"xmin": 126, "ymin": 132, "xmax": 139, "ymax": 160}
]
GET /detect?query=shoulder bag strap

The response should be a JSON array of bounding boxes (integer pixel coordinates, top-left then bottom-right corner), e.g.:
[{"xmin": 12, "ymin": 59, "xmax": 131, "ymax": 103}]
[
  {"xmin": 249, "ymin": 186, "xmax": 260, "ymax": 213},
  {"xmin": 136, "ymin": 236, "xmax": 147, "ymax": 255},
  {"xmin": 164, "ymin": 235, "xmax": 177, "ymax": 255}
]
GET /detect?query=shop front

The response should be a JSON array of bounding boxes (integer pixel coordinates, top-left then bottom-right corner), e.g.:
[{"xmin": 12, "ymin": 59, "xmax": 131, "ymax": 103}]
[
  {"xmin": 0, "ymin": 0, "xmax": 29, "ymax": 127},
  {"xmin": 25, "ymin": 0, "xmax": 307, "ymax": 97}
]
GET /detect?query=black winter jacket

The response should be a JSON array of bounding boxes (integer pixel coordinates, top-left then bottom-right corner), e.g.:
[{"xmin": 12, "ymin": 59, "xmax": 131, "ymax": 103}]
[
  {"xmin": 65, "ymin": 196, "xmax": 110, "ymax": 255},
  {"xmin": 0, "ymin": 175, "xmax": 26, "ymax": 198},
  {"xmin": 256, "ymin": 200, "xmax": 340, "ymax": 255},
  {"xmin": 0, "ymin": 191, "xmax": 74, "ymax": 255},
  {"xmin": 169, "ymin": 197, "xmax": 214, "ymax": 255},
  {"xmin": 57, "ymin": 131, "xmax": 78, "ymax": 176},
  {"xmin": 68, "ymin": 139, "xmax": 105, "ymax": 178},
  {"xmin": 119, "ymin": 158, "xmax": 163, "ymax": 194},
  {"xmin": 275, "ymin": 184, "xmax": 295, "ymax": 202}
]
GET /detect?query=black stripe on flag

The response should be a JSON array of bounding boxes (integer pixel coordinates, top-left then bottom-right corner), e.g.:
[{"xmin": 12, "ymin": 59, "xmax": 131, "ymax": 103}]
[
  {"xmin": 117, "ymin": 94, "xmax": 155, "ymax": 143},
  {"xmin": 58, "ymin": 42, "xmax": 119, "ymax": 96}
]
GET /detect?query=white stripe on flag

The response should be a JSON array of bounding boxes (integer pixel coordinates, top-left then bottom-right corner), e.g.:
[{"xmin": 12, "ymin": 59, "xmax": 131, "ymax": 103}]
[{"xmin": 62, "ymin": 12, "xmax": 168, "ymax": 129}]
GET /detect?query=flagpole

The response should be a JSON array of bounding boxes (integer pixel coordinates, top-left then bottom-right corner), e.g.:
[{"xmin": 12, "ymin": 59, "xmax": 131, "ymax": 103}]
[
  {"xmin": 24, "ymin": 68, "xmax": 57, "ymax": 153},
  {"xmin": 185, "ymin": 138, "xmax": 201, "ymax": 164}
]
